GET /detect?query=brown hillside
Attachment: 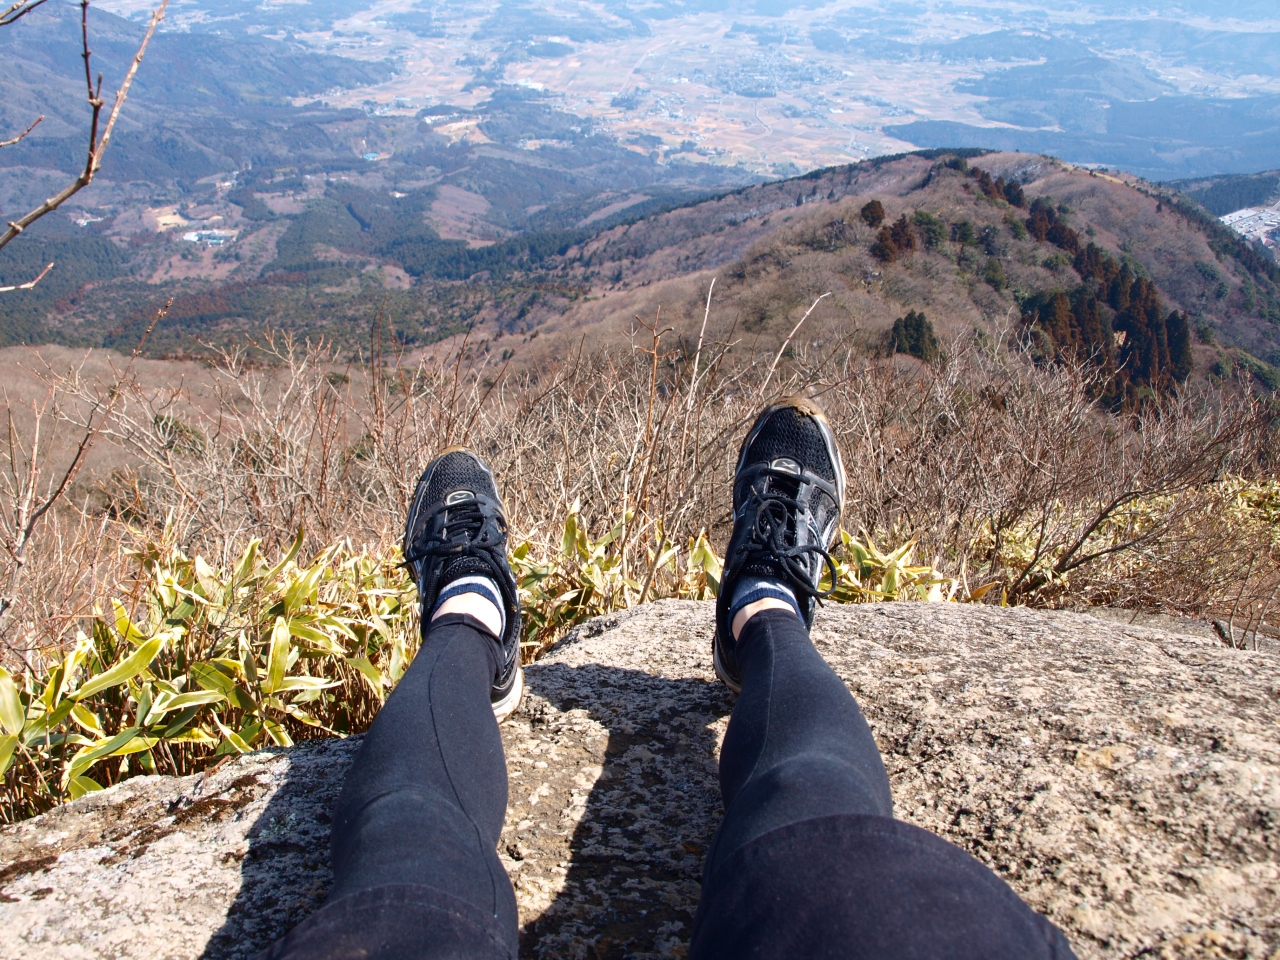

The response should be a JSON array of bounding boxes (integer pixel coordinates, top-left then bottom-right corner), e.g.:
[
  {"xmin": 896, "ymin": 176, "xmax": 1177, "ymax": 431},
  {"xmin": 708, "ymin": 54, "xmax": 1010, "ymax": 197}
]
[{"xmin": 509, "ymin": 152, "xmax": 1277, "ymax": 385}]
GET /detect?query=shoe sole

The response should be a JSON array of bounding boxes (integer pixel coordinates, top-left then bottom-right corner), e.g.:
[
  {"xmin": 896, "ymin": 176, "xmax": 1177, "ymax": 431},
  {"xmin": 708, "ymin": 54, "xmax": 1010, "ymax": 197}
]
[
  {"xmin": 492, "ymin": 664, "xmax": 524, "ymax": 724},
  {"xmin": 712, "ymin": 640, "xmax": 742, "ymax": 695}
]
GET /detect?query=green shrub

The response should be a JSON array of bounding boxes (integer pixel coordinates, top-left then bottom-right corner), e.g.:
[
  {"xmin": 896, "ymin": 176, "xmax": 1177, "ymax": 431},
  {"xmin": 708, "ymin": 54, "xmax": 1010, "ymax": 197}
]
[
  {"xmin": 912, "ymin": 211, "xmax": 948, "ymax": 248},
  {"xmin": 0, "ymin": 514, "xmax": 948, "ymax": 822},
  {"xmin": 891, "ymin": 310, "xmax": 941, "ymax": 363},
  {"xmin": 0, "ymin": 531, "xmax": 416, "ymax": 822},
  {"xmin": 983, "ymin": 258, "xmax": 1007, "ymax": 291}
]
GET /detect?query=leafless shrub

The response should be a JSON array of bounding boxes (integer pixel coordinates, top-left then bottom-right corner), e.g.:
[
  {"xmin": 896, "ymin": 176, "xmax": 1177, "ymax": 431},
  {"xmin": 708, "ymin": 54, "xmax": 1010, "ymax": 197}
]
[
  {"xmin": 0, "ymin": 306, "xmax": 166, "ymax": 662},
  {"xmin": 818, "ymin": 329, "xmax": 1275, "ymax": 612},
  {"xmin": 3, "ymin": 301, "xmax": 1276, "ymax": 662}
]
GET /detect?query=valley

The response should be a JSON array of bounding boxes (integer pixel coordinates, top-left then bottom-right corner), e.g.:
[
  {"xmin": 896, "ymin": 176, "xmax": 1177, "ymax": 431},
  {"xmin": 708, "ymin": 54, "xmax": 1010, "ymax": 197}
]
[{"xmin": 2, "ymin": 0, "xmax": 1280, "ymax": 384}]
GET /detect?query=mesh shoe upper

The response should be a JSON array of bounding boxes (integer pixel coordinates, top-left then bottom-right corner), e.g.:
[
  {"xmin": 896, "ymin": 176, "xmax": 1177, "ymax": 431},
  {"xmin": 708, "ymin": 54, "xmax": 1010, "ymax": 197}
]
[
  {"xmin": 714, "ymin": 398, "xmax": 846, "ymax": 691},
  {"xmin": 404, "ymin": 448, "xmax": 521, "ymax": 702}
]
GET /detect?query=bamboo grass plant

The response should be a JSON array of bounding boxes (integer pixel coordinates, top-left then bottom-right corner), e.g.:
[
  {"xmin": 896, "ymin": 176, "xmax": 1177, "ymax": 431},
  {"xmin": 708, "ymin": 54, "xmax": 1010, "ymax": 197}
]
[{"xmin": 0, "ymin": 506, "xmax": 954, "ymax": 822}]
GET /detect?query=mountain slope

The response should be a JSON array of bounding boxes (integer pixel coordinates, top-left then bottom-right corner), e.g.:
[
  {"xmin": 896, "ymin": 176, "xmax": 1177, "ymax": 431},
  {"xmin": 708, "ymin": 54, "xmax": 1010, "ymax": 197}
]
[
  {"xmin": 515, "ymin": 151, "xmax": 1279, "ymax": 391},
  {"xmin": 3, "ymin": 150, "xmax": 1278, "ymax": 394}
]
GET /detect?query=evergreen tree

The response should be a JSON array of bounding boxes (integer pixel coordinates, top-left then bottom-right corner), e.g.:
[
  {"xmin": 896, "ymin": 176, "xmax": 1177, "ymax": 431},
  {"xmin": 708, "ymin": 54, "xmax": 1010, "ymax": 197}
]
[
  {"xmin": 889, "ymin": 215, "xmax": 916, "ymax": 254},
  {"xmin": 871, "ymin": 226, "xmax": 898, "ymax": 262},
  {"xmin": 891, "ymin": 310, "xmax": 940, "ymax": 363},
  {"xmin": 1046, "ymin": 291, "xmax": 1074, "ymax": 352},
  {"xmin": 1167, "ymin": 311, "xmax": 1194, "ymax": 382},
  {"xmin": 1115, "ymin": 278, "xmax": 1173, "ymax": 390},
  {"xmin": 1026, "ymin": 198, "xmax": 1055, "ymax": 242},
  {"xmin": 982, "ymin": 258, "xmax": 1006, "ymax": 290},
  {"xmin": 1047, "ymin": 219, "xmax": 1081, "ymax": 255},
  {"xmin": 860, "ymin": 200, "xmax": 885, "ymax": 228},
  {"xmin": 1071, "ymin": 290, "xmax": 1115, "ymax": 371},
  {"xmin": 912, "ymin": 211, "xmax": 947, "ymax": 248},
  {"xmin": 1019, "ymin": 206, "xmax": 1196, "ymax": 403}
]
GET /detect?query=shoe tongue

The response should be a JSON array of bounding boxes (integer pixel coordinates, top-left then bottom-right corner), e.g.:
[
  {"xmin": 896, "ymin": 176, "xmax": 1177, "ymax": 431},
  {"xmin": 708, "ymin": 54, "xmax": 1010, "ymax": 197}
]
[
  {"xmin": 442, "ymin": 491, "xmax": 482, "ymax": 541},
  {"xmin": 764, "ymin": 458, "xmax": 802, "ymax": 500}
]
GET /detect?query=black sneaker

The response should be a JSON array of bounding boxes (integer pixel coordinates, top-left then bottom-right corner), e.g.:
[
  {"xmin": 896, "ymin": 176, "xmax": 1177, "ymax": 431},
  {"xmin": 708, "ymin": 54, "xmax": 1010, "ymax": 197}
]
[
  {"xmin": 404, "ymin": 447, "xmax": 523, "ymax": 722},
  {"xmin": 713, "ymin": 397, "xmax": 846, "ymax": 692}
]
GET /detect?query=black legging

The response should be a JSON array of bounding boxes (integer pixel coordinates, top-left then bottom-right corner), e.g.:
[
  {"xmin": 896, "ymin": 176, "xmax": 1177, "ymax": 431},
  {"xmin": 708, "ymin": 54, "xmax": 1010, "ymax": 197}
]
[{"xmin": 261, "ymin": 610, "xmax": 1075, "ymax": 960}]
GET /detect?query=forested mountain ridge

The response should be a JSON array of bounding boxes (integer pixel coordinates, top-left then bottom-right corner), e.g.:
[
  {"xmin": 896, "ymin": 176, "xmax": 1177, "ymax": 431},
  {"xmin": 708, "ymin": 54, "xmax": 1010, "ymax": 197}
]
[
  {"xmin": 524, "ymin": 150, "xmax": 1279, "ymax": 398},
  {"xmin": 0, "ymin": 2, "xmax": 754, "ymax": 348},
  {"xmin": 1168, "ymin": 171, "xmax": 1280, "ymax": 217},
  {"xmin": 1, "ymin": 147, "xmax": 1277, "ymax": 397}
]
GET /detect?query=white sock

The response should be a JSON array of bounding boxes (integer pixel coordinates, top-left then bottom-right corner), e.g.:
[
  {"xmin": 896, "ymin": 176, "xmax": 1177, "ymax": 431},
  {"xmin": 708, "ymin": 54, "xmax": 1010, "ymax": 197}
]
[{"xmin": 433, "ymin": 575, "xmax": 506, "ymax": 636}]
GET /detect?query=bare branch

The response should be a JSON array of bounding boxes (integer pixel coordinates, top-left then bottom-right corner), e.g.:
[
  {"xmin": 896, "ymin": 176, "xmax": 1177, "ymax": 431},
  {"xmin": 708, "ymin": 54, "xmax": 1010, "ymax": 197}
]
[
  {"xmin": 0, "ymin": 0, "xmax": 48, "ymax": 26},
  {"xmin": 0, "ymin": 298, "xmax": 169, "ymax": 627},
  {"xmin": 761, "ymin": 292, "xmax": 830, "ymax": 396},
  {"xmin": 0, "ymin": 262, "xmax": 54, "ymax": 293},
  {"xmin": 686, "ymin": 277, "xmax": 714, "ymax": 413},
  {"xmin": 0, "ymin": 0, "xmax": 170, "ymax": 253},
  {"xmin": 0, "ymin": 115, "xmax": 43, "ymax": 149}
]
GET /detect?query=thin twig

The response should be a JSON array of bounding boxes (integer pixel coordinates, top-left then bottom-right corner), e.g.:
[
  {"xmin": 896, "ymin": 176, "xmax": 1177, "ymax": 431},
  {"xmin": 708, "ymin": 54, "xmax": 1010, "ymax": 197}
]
[
  {"xmin": 0, "ymin": 0, "xmax": 169, "ymax": 253},
  {"xmin": 0, "ymin": 115, "xmax": 44, "ymax": 149},
  {"xmin": 0, "ymin": 0, "xmax": 48, "ymax": 26},
  {"xmin": 687, "ymin": 277, "xmax": 714, "ymax": 412},
  {"xmin": 1226, "ymin": 554, "xmax": 1256, "ymax": 650},
  {"xmin": 0, "ymin": 262, "xmax": 54, "ymax": 293},
  {"xmin": 0, "ymin": 299, "xmax": 169, "ymax": 627},
  {"xmin": 1248, "ymin": 581, "xmax": 1279, "ymax": 651},
  {"xmin": 761, "ymin": 292, "xmax": 830, "ymax": 396}
]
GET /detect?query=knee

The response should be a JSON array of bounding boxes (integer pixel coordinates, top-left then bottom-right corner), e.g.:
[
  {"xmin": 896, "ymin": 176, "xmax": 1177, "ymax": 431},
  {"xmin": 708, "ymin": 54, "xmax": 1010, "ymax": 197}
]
[
  {"xmin": 333, "ymin": 786, "xmax": 477, "ymax": 864},
  {"xmin": 709, "ymin": 754, "xmax": 892, "ymax": 879},
  {"xmin": 747, "ymin": 757, "xmax": 885, "ymax": 824}
]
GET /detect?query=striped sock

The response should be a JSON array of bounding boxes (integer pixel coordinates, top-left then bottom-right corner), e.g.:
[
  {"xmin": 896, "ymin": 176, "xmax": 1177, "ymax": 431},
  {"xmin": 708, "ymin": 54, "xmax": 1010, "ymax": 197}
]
[
  {"xmin": 728, "ymin": 576, "xmax": 803, "ymax": 623},
  {"xmin": 433, "ymin": 575, "xmax": 506, "ymax": 637}
]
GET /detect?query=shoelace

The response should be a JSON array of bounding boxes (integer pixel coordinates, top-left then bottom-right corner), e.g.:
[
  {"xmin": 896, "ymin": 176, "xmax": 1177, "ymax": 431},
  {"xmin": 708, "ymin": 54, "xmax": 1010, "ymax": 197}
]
[
  {"xmin": 743, "ymin": 483, "xmax": 838, "ymax": 601},
  {"xmin": 406, "ymin": 497, "xmax": 508, "ymax": 572}
]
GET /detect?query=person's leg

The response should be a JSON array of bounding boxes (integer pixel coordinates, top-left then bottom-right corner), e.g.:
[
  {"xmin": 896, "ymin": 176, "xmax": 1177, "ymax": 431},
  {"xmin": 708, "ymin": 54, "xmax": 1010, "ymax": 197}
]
[
  {"xmin": 258, "ymin": 450, "xmax": 525, "ymax": 960},
  {"xmin": 706, "ymin": 606, "xmax": 892, "ymax": 869},
  {"xmin": 325, "ymin": 610, "xmax": 516, "ymax": 913},
  {"xmin": 692, "ymin": 398, "xmax": 1076, "ymax": 960},
  {"xmin": 692, "ymin": 605, "xmax": 1074, "ymax": 959},
  {"xmin": 258, "ymin": 609, "xmax": 519, "ymax": 960}
]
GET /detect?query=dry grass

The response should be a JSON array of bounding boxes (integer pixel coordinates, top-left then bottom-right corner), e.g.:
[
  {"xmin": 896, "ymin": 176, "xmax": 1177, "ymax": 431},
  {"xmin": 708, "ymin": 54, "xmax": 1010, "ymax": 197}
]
[
  {"xmin": 0, "ymin": 310, "xmax": 1276, "ymax": 820},
  {"xmin": 4, "ymin": 313, "xmax": 1277, "ymax": 658}
]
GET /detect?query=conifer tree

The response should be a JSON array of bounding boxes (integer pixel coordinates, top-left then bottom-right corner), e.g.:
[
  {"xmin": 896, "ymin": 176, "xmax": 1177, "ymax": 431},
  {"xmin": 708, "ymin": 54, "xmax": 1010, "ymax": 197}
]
[
  {"xmin": 913, "ymin": 211, "xmax": 947, "ymax": 248},
  {"xmin": 860, "ymin": 200, "xmax": 885, "ymax": 228},
  {"xmin": 889, "ymin": 215, "xmax": 916, "ymax": 253},
  {"xmin": 1167, "ymin": 311, "xmax": 1194, "ymax": 382},
  {"xmin": 871, "ymin": 226, "xmax": 898, "ymax": 262},
  {"xmin": 891, "ymin": 310, "xmax": 939, "ymax": 362}
]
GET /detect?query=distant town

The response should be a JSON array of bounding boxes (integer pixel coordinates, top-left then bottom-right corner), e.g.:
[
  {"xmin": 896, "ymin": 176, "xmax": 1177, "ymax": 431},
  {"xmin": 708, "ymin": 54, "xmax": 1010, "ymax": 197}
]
[{"xmin": 1222, "ymin": 205, "xmax": 1280, "ymax": 251}]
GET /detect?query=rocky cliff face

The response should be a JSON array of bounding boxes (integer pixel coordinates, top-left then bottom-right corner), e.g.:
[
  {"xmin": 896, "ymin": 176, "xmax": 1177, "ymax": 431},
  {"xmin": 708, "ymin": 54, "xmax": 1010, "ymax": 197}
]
[{"xmin": 2, "ymin": 601, "xmax": 1277, "ymax": 960}]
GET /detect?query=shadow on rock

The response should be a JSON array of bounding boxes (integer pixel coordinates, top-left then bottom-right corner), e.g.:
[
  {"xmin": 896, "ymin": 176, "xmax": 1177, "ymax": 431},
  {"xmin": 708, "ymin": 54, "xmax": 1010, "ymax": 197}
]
[
  {"xmin": 514, "ymin": 664, "xmax": 735, "ymax": 959},
  {"xmin": 198, "ymin": 738, "xmax": 358, "ymax": 960}
]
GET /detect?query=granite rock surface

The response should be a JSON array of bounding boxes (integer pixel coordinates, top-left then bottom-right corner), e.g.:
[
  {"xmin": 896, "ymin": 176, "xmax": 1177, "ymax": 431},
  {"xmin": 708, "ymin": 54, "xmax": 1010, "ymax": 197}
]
[{"xmin": 2, "ymin": 600, "xmax": 1278, "ymax": 959}]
